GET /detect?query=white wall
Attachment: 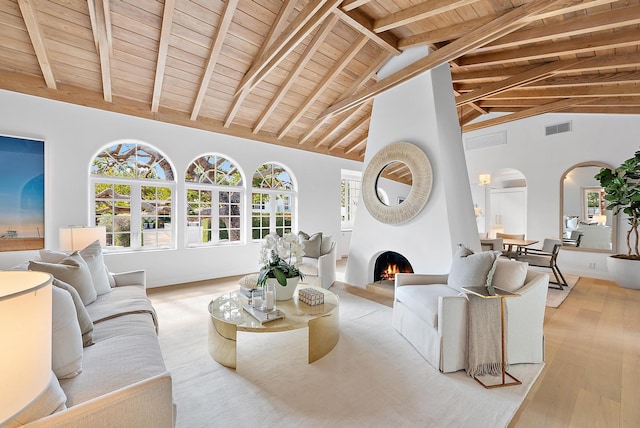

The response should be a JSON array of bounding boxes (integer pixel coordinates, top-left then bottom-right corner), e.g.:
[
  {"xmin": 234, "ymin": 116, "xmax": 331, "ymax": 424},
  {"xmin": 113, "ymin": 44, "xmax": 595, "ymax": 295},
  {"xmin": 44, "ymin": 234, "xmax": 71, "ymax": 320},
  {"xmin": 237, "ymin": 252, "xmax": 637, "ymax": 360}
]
[
  {"xmin": 0, "ymin": 89, "xmax": 361, "ymax": 287},
  {"xmin": 346, "ymin": 48, "xmax": 479, "ymax": 287},
  {"xmin": 464, "ymin": 113, "xmax": 640, "ymax": 279}
]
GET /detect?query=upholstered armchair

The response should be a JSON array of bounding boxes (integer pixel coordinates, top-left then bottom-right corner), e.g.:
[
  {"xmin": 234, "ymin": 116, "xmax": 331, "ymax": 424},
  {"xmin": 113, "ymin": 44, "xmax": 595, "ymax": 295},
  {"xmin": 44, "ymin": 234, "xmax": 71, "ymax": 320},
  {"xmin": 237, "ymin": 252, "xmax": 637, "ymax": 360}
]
[
  {"xmin": 297, "ymin": 232, "xmax": 336, "ymax": 289},
  {"xmin": 392, "ymin": 254, "xmax": 548, "ymax": 373}
]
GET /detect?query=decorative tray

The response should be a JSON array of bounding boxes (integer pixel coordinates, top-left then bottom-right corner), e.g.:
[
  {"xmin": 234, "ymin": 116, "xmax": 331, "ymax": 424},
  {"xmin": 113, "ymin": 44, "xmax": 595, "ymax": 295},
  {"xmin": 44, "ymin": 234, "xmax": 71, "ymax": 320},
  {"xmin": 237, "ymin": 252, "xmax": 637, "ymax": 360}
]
[{"xmin": 242, "ymin": 304, "xmax": 285, "ymax": 324}]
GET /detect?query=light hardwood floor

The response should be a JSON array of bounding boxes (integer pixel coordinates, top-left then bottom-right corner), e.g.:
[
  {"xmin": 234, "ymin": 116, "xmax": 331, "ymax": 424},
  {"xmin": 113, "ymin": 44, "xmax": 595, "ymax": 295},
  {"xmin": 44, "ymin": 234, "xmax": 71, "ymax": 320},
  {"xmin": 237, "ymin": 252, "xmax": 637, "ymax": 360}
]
[{"xmin": 148, "ymin": 261, "xmax": 640, "ymax": 427}]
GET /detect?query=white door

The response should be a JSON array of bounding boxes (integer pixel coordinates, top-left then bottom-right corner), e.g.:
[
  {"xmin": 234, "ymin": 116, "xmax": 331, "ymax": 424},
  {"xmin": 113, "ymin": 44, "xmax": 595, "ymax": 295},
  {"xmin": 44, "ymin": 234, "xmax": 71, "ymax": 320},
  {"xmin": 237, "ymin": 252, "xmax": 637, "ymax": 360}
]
[{"xmin": 490, "ymin": 188, "xmax": 527, "ymax": 235}]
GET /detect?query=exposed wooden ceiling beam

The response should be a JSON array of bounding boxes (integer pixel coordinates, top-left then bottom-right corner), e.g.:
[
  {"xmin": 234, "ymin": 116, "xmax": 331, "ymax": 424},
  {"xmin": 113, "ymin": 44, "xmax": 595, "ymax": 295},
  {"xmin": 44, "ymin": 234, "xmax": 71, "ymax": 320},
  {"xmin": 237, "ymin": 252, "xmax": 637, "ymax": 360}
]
[
  {"xmin": 252, "ymin": 14, "xmax": 339, "ymax": 134},
  {"xmin": 320, "ymin": 105, "xmax": 369, "ymax": 149},
  {"xmin": 342, "ymin": 0, "xmax": 372, "ymax": 12},
  {"xmin": 463, "ymin": 97, "xmax": 599, "ymax": 132},
  {"xmin": 525, "ymin": 72, "xmax": 640, "ymax": 88},
  {"xmin": 456, "ymin": 60, "xmax": 583, "ymax": 106},
  {"xmin": 460, "ymin": 108, "xmax": 483, "ymax": 126},
  {"xmin": 336, "ymin": 8, "xmax": 400, "ymax": 54},
  {"xmin": 344, "ymin": 135, "xmax": 367, "ymax": 155},
  {"xmin": 397, "ymin": 0, "xmax": 617, "ymax": 49},
  {"xmin": 460, "ymin": 27, "xmax": 640, "ymax": 67},
  {"xmin": 89, "ymin": 0, "xmax": 112, "ymax": 102},
  {"xmin": 151, "ymin": 0, "xmax": 175, "ymax": 113},
  {"xmin": 278, "ymin": 34, "xmax": 368, "ymax": 139},
  {"xmin": 225, "ymin": 0, "xmax": 297, "ymax": 128},
  {"xmin": 190, "ymin": 0, "xmax": 239, "ymax": 121},
  {"xmin": 235, "ymin": 0, "xmax": 341, "ymax": 95},
  {"xmin": 322, "ymin": 0, "xmax": 576, "ymax": 119},
  {"xmin": 373, "ymin": 0, "xmax": 480, "ymax": 33},
  {"xmin": 477, "ymin": 4, "xmax": 640, "ymax": 53},
  {"xmin": 452, "ymin": 53, "xmax": 640, "ymax": 83},
  {"xmin": 487, "ymin": 83, "xmax": 640, "ymax": 99},
  {"xmin": 17, "ymin": 0, "xmax": 56, "ymax": 89}
]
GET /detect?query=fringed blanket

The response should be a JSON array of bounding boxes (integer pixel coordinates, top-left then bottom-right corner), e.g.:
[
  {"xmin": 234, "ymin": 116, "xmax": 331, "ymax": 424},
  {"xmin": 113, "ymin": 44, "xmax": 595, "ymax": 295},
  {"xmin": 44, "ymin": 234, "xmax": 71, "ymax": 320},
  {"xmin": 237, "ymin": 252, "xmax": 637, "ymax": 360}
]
[{"xmin": 466, "ymin": 294, "xmax": 508, "ymax": 377}]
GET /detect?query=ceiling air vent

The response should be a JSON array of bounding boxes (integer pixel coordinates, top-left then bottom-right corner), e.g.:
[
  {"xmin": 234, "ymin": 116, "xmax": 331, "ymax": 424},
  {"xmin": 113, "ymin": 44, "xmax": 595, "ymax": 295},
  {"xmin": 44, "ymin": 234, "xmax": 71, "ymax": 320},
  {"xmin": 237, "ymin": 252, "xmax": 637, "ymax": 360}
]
[{"xmin": 545, "ymin": 121, "xmax": 572, "ymax": 136}]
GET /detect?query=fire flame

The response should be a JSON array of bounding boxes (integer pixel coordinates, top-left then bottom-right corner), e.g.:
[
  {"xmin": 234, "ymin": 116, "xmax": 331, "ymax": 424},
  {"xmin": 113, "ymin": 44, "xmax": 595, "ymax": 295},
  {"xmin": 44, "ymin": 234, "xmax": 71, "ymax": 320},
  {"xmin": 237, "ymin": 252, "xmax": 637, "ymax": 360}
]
[{"xmin": 380, "ymin": 263, "xmax": 399, "ymax": 280}]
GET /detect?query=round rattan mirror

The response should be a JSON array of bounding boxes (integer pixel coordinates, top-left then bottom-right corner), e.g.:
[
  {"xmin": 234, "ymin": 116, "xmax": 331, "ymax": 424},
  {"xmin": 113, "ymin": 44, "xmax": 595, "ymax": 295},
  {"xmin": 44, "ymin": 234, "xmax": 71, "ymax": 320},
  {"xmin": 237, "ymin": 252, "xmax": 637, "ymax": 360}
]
[{"xmin": 362, "ymin": 142, "xmax": 433, "ymax": 224}]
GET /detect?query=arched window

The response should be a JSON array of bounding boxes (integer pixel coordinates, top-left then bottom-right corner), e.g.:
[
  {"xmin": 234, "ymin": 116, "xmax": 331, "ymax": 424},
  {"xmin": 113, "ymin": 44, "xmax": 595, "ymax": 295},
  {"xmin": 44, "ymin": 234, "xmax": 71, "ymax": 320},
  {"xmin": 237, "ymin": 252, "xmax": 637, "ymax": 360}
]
[
  {"xmin": 90, "ymin": 141, "xmax": 175, "ymax": 251},
  {"xmin": 185, "ymin": 154, "xmax": 244, "ymax": 246},
  {"xmin": 251, "ymin": 163, "xmax": 296, "ymax": 239}
]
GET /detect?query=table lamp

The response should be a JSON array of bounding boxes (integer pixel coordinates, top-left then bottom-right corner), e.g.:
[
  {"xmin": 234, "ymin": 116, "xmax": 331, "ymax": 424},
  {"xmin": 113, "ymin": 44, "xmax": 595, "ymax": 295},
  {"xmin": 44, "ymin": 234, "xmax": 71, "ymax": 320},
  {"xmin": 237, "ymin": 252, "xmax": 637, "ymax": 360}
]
[
  {"xmin": 0, "ymin": 271, "xmax": 53, "ymax": 424},
  {"xmin": 59, "ymin": 225, "xmax": 106, "ymax": 251}
]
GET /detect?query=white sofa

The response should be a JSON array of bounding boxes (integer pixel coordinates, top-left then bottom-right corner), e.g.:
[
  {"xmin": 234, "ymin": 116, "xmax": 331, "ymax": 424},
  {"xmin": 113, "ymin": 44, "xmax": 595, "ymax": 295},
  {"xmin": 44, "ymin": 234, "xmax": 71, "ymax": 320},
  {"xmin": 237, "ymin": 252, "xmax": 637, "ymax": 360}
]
[
  {"xmin": 298, "ymin": 233, "xmax": 337, "ymax": 289},
  {"xmin": 392, "ymin": 257, "xmax": 549, "ymax": 373},
  {"xmin": 6, "ymin": 247, "xmax": 174, "ymax": 427}
]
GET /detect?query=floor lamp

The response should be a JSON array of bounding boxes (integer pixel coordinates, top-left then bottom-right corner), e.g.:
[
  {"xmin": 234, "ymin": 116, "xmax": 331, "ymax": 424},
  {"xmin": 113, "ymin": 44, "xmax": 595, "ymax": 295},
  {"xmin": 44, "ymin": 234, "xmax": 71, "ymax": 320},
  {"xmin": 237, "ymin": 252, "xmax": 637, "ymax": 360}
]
[{"xmin": 0, "ymin": 271, "xmax": 53, "ymax": 424}]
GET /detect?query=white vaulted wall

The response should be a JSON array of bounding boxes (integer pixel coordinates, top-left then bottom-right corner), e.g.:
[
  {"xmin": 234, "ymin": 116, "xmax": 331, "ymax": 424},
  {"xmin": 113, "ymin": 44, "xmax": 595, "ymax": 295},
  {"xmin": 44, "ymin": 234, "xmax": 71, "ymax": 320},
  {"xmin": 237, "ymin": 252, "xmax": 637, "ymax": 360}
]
[
  {"xmin": 345, "ymin": 48, "xmax": 479, "ymax": 287},
  {"xmin": 0, "ymin": 89, "xmax": 361, "ymax": 287}
]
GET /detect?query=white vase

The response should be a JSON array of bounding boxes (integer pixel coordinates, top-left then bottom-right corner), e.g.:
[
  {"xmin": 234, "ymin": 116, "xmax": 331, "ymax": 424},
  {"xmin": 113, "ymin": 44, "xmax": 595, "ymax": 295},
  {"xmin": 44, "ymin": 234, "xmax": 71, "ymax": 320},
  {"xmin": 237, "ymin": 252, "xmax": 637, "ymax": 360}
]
[
  {"xmin": 266, "ymin": 277, "xmax": 299, "ymax": 301},
  {"xmin": 607, "ymin": 256, "xmax": 640, "ymax": 289}
]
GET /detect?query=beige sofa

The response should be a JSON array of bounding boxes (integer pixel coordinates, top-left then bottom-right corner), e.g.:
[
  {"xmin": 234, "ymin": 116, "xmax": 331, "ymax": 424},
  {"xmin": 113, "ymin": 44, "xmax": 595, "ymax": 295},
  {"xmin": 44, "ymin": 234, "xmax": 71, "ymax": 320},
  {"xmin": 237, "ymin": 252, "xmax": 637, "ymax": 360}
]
[
  {"xmin": 393, "ymin": 256, "xmax": 549, "ymax": 373},
  {"xmin": 7, "ymin": 247, "xmax": 174, "ymax": 427}
]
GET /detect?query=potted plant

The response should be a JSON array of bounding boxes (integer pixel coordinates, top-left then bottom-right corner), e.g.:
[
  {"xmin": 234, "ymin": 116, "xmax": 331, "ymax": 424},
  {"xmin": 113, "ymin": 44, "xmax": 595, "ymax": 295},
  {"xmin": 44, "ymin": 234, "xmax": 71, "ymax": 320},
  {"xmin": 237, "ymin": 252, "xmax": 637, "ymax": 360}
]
[
  {"xmin": 257, "ymin": 232, "xmax": 305, "ymax": 300},
  {"xmin": 595, "ymin": 149, "xmax": 640, "ymax": 289}
]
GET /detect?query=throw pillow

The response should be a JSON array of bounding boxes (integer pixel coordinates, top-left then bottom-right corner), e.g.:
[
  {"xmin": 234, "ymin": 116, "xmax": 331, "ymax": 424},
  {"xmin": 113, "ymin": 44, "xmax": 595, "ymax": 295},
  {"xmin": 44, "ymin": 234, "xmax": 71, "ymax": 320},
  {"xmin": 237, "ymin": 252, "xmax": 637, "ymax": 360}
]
[
  {"xmin": 3, "ymin": 372, "xmax": 67, "ymax": 428},
  {"xmin": 53, "ymin": 279, "xmax": 94, "ymax": 347},
  {"xmin": 321, "ymin": 235, "xmax": 333, "ymax": 255},
  {"xmin": 492, "ymin": 259, "xmax": 529, "ymax": 292},
  {"xmin": 447, "ymin": 244, "xmax": 500, "ymax": 293},
  {"xmin": 300, "ymin": 232, "xmax": 322, "ymax": 258},
  {"xmin": 298, "ymin": 231, "xmax": 311, "ymax": 241},
  {"xmin": 40, "ymin": 241, "xmax": 113, "ymax": 295},
  {"xmin": 51, "ymin": 286, "xmax": 83, "ymax": 379},
  {"xmin": 79, "ymin": 240, "xmax": 112, "ymax": 295},
  {"xmin": 30, "ymin": 252, "xmax": 97, "ymax": 305}
]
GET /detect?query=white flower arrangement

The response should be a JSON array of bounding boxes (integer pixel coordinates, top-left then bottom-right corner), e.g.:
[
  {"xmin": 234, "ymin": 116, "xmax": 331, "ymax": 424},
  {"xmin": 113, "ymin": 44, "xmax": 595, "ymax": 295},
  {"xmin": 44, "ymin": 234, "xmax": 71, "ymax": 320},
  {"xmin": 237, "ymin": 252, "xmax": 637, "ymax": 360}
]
[{"xmin": 258, "ymin": 232, "xmax": 305, "ymax": 286}]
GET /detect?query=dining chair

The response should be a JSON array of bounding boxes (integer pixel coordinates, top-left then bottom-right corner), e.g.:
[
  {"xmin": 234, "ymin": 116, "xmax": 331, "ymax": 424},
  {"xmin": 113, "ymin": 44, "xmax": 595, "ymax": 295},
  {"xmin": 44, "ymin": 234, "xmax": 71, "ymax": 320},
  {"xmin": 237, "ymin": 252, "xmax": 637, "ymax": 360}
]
[
  {"xmin": 563, "ymin": 230, "xmax": 583, "ymax": 247},
  {"xmin": 496, "ymin": 232, "xmax": 526, "ymax": 258},
  {"xmin": 515, "ymin": 238, "xmax": 567, "ymax": 290},
  {"xmin": 480, "ymin": 238, "xmax": 503, "ymax": 252}
]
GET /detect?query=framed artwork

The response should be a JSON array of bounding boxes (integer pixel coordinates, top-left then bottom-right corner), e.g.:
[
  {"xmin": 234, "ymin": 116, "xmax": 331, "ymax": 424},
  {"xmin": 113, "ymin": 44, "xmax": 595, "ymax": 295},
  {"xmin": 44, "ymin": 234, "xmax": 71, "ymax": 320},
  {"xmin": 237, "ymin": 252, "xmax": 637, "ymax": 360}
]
[{"xmin": 0, "ymin": 135, "xmax": 45, "ymax": 252}]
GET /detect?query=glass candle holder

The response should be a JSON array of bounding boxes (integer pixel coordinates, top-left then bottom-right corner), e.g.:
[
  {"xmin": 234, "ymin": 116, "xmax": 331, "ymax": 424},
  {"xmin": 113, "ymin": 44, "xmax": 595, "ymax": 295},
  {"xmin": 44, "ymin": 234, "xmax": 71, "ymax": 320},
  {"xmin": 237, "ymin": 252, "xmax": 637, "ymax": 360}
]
[
  {"xmin": 251, "ymin": 288, "xmax": 263, "ymax": 309},
  {"xmin": 263, "ymin": 283, "xmax": 276, "ymax": 312}
]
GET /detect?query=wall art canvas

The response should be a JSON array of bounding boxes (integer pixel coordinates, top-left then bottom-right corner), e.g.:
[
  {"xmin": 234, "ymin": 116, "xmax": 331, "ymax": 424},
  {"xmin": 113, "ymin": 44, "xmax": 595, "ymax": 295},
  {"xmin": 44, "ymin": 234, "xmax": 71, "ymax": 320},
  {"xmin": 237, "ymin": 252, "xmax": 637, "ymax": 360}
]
[{"xmin": 0, "ymin": 135, "xmax": 45, "ymax": 252}]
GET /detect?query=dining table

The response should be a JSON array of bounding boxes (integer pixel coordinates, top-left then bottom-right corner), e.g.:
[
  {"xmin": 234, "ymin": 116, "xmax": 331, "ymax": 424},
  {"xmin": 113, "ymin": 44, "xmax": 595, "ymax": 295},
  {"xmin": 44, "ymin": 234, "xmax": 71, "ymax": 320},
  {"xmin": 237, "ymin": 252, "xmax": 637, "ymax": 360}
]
[{"xmin": 502, "ymin": 238, "xmax": 538, "ymax": 257}]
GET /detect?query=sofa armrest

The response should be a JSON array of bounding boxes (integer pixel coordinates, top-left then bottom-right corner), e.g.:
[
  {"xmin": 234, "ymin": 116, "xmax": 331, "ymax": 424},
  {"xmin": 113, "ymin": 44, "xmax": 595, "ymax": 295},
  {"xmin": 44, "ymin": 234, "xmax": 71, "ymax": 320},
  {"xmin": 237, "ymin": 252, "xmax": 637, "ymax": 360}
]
[
  {"xmin": 395, "ymin": 273, "xmax": 449, "ymax": 288},
  {"xmin": 110, "ymin": 270, "xmax": 146, "ymax": 288},
  {"xmin": 25, "ymin": 373, "xmax": 174, "ymax": 428},
  {"xmin": 438, "ymin": 295, "xmax": 468, "ymax": 336}
]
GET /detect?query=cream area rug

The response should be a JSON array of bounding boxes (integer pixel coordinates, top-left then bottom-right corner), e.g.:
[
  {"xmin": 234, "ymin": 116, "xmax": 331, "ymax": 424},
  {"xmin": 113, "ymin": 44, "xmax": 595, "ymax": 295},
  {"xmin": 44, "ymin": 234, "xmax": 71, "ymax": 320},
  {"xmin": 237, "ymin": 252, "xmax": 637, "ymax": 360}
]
[
  {"xmin": 542, "ymin": 272, "xmax": 580, "ymax": 308},
  {"xmin": 151, "ymin": 288, "xmax": 543, "ymax": 428}
]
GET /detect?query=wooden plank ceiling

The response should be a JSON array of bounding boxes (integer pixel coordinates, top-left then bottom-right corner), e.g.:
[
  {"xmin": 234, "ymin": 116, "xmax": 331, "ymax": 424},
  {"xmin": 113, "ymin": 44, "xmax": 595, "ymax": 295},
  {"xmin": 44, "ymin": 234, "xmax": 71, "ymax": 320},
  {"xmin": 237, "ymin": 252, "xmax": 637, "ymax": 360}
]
[{"xmin": 1, "ymin": 0, "xmax": 638, "ymax": 162}]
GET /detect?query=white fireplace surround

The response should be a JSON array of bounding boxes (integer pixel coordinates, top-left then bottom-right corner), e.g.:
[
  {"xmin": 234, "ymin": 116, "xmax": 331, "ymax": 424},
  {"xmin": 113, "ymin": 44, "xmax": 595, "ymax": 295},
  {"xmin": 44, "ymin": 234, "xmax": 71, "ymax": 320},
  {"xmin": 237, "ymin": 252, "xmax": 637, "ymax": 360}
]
[{"xmin": 346, "ymin": 48, "xmax": 481, "ymax": 287}]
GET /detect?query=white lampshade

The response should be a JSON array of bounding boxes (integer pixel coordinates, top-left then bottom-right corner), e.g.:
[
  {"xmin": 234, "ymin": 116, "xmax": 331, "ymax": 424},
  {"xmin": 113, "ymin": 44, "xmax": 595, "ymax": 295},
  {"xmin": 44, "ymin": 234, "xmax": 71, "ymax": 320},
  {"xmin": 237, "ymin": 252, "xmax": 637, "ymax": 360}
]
[
  {"xmin": 59, "ymin": 226, "xmax": 106, "ymax": 251},
  {"xmin": 0, "ymin": 271, "xmax": 53, "ymax": 424}
]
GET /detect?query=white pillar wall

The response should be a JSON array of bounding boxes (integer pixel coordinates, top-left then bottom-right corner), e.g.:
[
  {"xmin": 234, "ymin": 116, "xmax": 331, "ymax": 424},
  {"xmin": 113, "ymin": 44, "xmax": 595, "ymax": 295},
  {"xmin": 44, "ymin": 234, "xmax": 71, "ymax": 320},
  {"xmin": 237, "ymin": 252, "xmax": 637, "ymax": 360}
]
[{"xmin": 345, "ymin": 48, "xmax": 479, "ymax": 287}]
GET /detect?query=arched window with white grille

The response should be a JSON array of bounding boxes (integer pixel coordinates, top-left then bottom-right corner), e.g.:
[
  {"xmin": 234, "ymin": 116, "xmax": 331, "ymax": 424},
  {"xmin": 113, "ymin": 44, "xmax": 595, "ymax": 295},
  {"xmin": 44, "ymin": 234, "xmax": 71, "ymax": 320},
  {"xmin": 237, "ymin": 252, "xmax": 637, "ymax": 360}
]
[{"xmin": 251, "ymin": 163, "xmax": 296, "ymax": 239}]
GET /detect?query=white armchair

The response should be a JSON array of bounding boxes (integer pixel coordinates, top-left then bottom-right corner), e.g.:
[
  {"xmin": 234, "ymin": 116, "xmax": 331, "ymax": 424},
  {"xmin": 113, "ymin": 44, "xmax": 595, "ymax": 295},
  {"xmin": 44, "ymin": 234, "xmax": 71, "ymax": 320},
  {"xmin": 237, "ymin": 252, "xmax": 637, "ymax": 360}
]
[
  {"xmin": 298, "ymin": 236, "xmax": 336, "ymax": 289},
  {"xmin": 392, "ymin": 258, "xmax": 548, "ymax": 373}
]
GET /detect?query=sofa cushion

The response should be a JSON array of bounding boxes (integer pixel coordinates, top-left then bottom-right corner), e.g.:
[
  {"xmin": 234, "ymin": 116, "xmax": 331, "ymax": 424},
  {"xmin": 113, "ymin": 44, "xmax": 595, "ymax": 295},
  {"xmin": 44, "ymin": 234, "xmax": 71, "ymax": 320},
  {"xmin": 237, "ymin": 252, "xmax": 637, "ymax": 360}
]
[
  {"xmin": 51, "ymin": 286, "xmax": 84, "ymax": 379},
  {"xmin": 299, "ymin": 232, "xmax": 322, "ymax": 258},
  {"xmin": 3, "ymin": 372, "xmax": 67, "ymax": 428},
  {"xmin": 85, "ymin": 285, "xmax": 157, "ymax": 330},
  {"xmin": 59, "ymin": 313, "xmax": 167, "ymax": 407},
  {"xmin": 492, "ymin": 259, "xmax": 529, "ymax": 292},
  {"xmin": 447, "ymin": 245, "xmax": 500, "ymax": 293},
  {"xmin": 30, "ymin": 252, "xmax": 97, "ymax": 305},
  {"xmin": 395, "ymin": 284, "xmax": 460, "ymax": 328},
  {"xmin": 53, "ymin": 279, "xmax": 94, "ymax": 346}
]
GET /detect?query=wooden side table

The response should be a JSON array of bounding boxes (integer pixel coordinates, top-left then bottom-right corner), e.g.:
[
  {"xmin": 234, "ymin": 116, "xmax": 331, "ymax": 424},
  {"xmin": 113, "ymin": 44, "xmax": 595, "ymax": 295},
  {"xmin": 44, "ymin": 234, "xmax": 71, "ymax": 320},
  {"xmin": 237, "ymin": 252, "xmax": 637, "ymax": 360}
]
[{"xmin": 461, "ymin": 286, "xmax": 521, "ymax": 388}]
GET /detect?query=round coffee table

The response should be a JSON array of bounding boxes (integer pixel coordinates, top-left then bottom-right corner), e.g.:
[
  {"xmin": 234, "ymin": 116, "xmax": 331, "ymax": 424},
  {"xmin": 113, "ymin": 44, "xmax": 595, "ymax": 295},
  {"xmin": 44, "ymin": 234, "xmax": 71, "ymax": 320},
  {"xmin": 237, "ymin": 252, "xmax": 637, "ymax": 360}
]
[{"xmin": 208, "ymin": 286, "xmax": 339, "ymax": 369}]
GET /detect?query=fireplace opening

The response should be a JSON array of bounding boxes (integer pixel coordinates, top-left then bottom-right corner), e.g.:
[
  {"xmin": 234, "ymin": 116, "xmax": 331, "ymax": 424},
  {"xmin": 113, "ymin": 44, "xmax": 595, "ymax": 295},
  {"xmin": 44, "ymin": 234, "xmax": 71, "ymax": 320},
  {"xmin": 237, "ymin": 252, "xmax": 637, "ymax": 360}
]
[{"xmin": 373, "ymin": 251, "xmax": 413, "ymax": 283}]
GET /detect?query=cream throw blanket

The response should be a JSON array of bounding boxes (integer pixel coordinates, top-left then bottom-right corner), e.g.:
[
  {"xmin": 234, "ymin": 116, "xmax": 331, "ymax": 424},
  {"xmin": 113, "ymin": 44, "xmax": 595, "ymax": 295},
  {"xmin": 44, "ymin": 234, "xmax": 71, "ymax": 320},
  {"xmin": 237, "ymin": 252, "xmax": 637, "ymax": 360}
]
[{"xmin": 466, "ymin": 294, "xmax": 507, "ymax": 377}]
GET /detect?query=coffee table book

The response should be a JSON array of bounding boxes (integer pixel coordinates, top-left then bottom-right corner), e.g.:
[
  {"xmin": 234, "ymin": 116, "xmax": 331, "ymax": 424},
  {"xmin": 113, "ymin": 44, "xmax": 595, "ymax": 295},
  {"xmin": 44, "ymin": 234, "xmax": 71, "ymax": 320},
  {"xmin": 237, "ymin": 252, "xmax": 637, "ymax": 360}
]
[{"xmin": 242, "ymin": 304, "xmax": 285, "ymax": 324}]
